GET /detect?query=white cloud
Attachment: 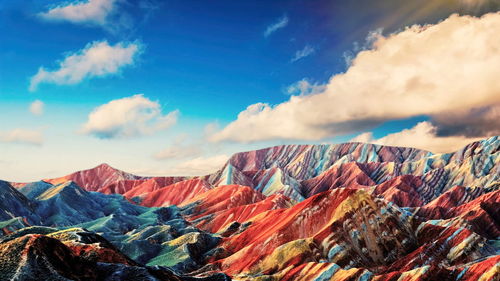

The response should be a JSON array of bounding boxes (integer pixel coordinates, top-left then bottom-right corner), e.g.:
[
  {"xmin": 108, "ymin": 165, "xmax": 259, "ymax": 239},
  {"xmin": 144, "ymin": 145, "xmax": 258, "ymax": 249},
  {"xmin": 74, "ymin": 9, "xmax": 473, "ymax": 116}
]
[
  {"xmin": 264, "ymin": 15, "xmax": 289, "ymax": 37},
  {"xmin": 38, "ymin": 0, "xmax": 157, "ymax": 33},
  {"xmin": 39, "ymin": 0, "xmax": 118, "ymax": 27},
  {"xmin": 286, "ymin": 79, "xmax": 326, "ymax": 96},
  {"xmin": 29, "ymin": 100, "xmax": 44, "ymax": 116},
  {"xmin": 168, "ymin": 154, "xmax": 229, "ymax": 176},
  {"xmin": 0, "ymin": 129, "xmax": 43, "ymax": 146},
  {"xmin": 81, "ymin": 94, "xmax": 178, "ymax": 139},
  {"xmin": 349, "ymin": 132, "xmax": 374, "ymax": 144},
  {"xmin": 29, "ymin": 40, "xmax": 142, "ymax": 91},
  {"xmin": 290, "ymin": 45, "xmax": 315, "ymax": 62},
  {"xmin": 343, "ymin": 28, "xmax": 383, "ymax": 67},
  {"xmin": 129, "ymin": 154, "xmax": 229, "ymax": 176},
  {"xmin": 211, "ymin": 13, "xmax": 500, "ymax": 143},
  {"xmin": 350, "ymin": 122, "xmax": 482, "ymax": 153}
]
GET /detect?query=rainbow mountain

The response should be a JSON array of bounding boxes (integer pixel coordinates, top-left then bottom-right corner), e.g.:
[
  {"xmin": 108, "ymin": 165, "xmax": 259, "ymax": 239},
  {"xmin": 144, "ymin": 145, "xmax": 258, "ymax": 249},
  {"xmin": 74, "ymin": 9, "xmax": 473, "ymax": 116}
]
[{"xmin": 0, "ymin": 136, "xmax": 498, "ymax": 280}]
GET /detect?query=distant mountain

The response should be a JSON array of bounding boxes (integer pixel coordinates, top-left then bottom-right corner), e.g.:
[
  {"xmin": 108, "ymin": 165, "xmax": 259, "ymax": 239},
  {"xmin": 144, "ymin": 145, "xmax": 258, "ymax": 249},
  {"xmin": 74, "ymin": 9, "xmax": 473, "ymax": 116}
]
[
  {"xmin": 1, "ymin": 136, "xmax": 498, "ymax": 280},
  {"xmin": 44, "ymin": 163, "xmax": 144, "ymax": 190}
]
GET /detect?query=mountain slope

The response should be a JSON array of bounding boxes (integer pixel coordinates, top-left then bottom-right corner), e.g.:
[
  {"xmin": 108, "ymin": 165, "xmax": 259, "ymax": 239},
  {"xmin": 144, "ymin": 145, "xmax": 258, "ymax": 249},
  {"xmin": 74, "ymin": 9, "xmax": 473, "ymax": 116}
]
[{"xmin": 2, "ymin": 136, "xmax": 499, "ymax": 281}]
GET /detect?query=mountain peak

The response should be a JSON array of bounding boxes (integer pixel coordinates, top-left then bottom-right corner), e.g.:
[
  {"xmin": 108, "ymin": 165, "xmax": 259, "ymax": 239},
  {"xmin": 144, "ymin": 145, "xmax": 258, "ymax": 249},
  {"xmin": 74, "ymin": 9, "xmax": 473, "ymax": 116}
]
[
  {"xmin": 45, "ymin": 163, "xmax": 145, "ymax": 192},
  {"xmin": 93, "ymin": 163, "xmax": 118, "ymax": 171}
]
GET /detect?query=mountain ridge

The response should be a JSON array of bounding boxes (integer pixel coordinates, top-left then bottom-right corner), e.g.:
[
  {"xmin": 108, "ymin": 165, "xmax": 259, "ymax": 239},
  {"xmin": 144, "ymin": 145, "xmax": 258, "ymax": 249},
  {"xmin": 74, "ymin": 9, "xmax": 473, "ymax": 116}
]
[{"xmin": 0, "ymin": 136, "xmax": 498, "ymax": 280}]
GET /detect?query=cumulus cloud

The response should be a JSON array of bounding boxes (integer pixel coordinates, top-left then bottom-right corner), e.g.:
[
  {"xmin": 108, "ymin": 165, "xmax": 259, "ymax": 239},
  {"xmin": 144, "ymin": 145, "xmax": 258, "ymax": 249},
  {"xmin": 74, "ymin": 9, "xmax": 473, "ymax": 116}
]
[
  {"xmin": 431, "ymin": 103, "xmax": 500, "ymax": 137},
  {"xmin": 38, "ymin": 0, "xmax": 160, "ymax": 33},
  {"xmin": 211, "ymin": 13, "xmax": 500, "ymax": 143},
  {"xmin": 0, "ymin": 129, "xmax": 43, "ymax": 146},
  {"xmin": 286, "ymin": 79, "xmax": 326, "ymax": 96},
  {"xmin": 81, "ymin": 94, "xmax": 178, "ymax": 139},
  {"xmin": 264, "ymin": 15, "xmax": 289, "ymax": 37},
  {"xmin": 29, "ymin": 40, "xmax": 142, "ymax": 91},
  {"xmin": 39, "ymin": 0, "xmax": 120, "ymax": 29},
  {"xmin": 29, "ymin": 100, "xmax": 44, "ymax": 116},
  {"xmin": 350, "ymin": 122, "xmax": 482, "ymax": 153},
  {"xmin": 290, "ymin": 45, "xmax": 315, "ymax": 62},
  {"xmin": 343, "ymin": 28, "xmax": 383, "ymax": 67}
]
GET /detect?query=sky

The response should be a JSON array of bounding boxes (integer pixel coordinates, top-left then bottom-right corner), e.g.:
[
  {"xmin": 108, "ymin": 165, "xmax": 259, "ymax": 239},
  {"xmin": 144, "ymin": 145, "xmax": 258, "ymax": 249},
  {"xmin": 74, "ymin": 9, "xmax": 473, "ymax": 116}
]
[{"xmin": 1, "ymin": 0, "xmax": 499, "ymax": 181}]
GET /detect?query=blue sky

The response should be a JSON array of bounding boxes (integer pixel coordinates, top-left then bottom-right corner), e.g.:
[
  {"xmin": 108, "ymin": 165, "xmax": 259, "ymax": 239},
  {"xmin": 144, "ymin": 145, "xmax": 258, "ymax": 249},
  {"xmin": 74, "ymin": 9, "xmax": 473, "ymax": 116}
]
[{"xmin": 1, "ymin": 0, "xmax": 499, "ymax": 181}]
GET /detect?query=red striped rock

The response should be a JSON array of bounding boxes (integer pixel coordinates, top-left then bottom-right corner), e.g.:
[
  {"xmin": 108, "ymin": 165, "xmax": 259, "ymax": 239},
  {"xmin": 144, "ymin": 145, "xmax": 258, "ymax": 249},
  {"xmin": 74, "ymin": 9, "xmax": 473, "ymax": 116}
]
[
  {"xmin": 140, "ymin": 178, "xmax": 212, "ymax": 207},
  {"xmin": 192, "ymin": 194, "xmax": 293, "ymax": 233},
  {"xmin": 181, "ymin": 184, "xmax": 266, "ymax": 218}
]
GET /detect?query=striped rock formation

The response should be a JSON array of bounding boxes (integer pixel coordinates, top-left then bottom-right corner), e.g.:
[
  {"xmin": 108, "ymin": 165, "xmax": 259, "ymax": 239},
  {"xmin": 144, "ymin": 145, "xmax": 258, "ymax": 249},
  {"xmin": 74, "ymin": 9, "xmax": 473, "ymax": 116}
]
[{"xmin": 1, "ymin": 136, "xmax": 498, "ymax": 280}]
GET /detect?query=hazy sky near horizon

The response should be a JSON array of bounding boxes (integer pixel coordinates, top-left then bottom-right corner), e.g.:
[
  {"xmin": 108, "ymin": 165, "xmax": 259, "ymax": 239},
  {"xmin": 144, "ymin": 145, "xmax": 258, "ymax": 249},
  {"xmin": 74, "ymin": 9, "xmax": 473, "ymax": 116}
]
[{"xmin": 1, "ymin": 0, "xmax": 500, "ymax": 181}]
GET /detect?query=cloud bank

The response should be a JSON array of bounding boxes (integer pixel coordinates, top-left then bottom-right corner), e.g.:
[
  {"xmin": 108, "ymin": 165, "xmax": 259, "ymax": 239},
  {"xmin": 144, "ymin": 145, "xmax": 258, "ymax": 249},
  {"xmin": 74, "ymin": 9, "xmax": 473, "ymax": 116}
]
[
  {"xmin": 169, "ymin": 154, "xmax": 229, "ymax": 176},
  {"xmin": 81, "ymin": 94, "xmax": 178, "ymax": 139},
  {"xmin": 29, "ymin": 40, "xmax": 142, "ymax": 91},
  {"xmin": 350, "ymin": 122, "xmax": 483, "ymax": 153},
  {"xmin": 211, "ymin": 12, "xmax": 500, "ymax": 143}
]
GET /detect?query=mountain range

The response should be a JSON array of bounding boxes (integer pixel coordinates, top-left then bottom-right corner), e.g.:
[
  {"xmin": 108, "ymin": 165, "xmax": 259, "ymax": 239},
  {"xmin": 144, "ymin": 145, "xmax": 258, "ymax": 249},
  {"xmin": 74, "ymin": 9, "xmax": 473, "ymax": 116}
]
[{"xmin": 1, "ymin": 136, "xmax": 498, "ymax": 280}]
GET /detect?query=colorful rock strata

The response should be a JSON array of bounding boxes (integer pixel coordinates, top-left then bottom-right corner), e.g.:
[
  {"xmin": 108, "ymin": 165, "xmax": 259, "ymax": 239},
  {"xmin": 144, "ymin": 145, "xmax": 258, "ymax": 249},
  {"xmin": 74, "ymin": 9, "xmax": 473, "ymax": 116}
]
[{"xmin": 1, "ymin": 136, "xmax": 498, "ymax": 280}]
